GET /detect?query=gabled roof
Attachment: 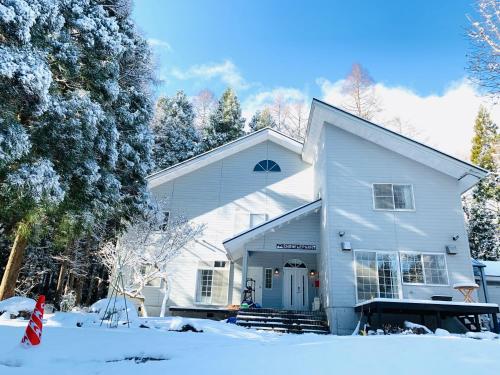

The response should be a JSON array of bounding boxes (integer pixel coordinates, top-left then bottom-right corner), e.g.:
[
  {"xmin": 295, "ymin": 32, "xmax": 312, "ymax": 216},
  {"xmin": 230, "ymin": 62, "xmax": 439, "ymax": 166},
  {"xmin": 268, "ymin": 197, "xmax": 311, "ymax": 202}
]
[
  {"xmin": 223, "ymin": 199, "xmax": 322, "ymax": 259},
  {"xmin": 303, "ymin": 99, "xmax": 489, "ymax": 193},
  {"xmin": 148, "ymin": 127, "xmax": 304, "ymax": 188}
]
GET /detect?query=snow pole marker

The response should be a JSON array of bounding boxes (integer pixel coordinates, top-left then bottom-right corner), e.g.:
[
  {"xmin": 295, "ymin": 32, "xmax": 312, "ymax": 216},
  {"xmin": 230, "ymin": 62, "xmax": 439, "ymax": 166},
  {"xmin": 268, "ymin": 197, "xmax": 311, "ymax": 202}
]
[{"xmin": 20, "ymin": 295, "xmax": 45, "ymax": 347}]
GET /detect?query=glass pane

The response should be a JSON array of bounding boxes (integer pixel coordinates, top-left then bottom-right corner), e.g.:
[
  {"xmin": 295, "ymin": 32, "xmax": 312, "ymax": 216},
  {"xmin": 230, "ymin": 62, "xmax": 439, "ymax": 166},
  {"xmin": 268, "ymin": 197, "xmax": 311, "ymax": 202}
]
[
  {"xmin": 355, "ymin": 251, "xmax": 378, "ymax": 301},
  {"xmin": 377, "ymin": 253, "xmax": 400, "ymax": 299},
  {"xmin": 199, "ymin": 269, "xmax": 213, "ymax": 303},
  {"xmin": 373, "ymin": 184, "xmax": 393, "ymax": 197},
  {"xmin": 375, "ymin": 196, "xmax": 394, "ymax": 209},
  {"xmin": 394, "ymin": 185, "xmax": 414, "ymax": 209},
  {"xmin": 265, "ymin": 269, "xmax": 273, "ymax": 289},
  {"xmin": 423, "ymin": 254, "xmax": 448, "ymax": 285},
  {"xmin": 400, "ymin": 253, "xmax": 424, "ymax": 283}
]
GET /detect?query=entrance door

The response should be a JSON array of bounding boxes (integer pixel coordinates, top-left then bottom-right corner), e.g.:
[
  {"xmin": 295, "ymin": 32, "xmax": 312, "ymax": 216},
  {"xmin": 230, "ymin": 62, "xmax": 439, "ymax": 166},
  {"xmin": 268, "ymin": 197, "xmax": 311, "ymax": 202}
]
[
  {"xmin": 283, "ymin": 260, "xmax": 309, "ymax": 311},
  {"xmin": 247, "ymin": 267, "xmax": 263, "ymax": 305}
]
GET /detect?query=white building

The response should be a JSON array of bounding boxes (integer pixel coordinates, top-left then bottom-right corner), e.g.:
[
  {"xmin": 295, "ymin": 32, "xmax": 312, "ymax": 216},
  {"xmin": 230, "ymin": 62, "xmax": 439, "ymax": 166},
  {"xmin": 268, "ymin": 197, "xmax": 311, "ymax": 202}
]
[{"xmin": 132, "ymin": 99, "xmax": 498, "ymax": 334}]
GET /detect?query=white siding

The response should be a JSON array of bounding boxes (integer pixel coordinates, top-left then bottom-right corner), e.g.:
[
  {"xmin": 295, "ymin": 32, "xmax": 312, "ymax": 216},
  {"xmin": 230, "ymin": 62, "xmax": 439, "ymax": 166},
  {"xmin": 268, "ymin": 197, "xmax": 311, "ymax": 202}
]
[
  {"xmin": 321, "ymin": 124, "xmax": 476, "ymax": 334},
  {"xmin": 142, "ymin": 140, "xmax": 313, "ymax": 313}
]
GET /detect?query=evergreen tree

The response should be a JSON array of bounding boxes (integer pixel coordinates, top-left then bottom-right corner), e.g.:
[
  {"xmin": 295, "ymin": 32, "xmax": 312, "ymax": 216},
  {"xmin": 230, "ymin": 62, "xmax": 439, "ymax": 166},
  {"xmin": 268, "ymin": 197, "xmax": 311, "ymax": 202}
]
[
  {"xmin": 0, "ymin": 0, "xmax": 154, "ymax": 300},
  {"xmin": 464, "ymin": 106, "xmax": 500, "ymax": 260},
  {"xmin": 202, "ymin": 88, "xmax": 245, "ymax": 150},
  {"xmin": 153, "ymin": 91, "xmax": 200, "ymax": 170},
  {"xmin": 249, "ymin": 108, "xmax": 277, "ymax": 132}
]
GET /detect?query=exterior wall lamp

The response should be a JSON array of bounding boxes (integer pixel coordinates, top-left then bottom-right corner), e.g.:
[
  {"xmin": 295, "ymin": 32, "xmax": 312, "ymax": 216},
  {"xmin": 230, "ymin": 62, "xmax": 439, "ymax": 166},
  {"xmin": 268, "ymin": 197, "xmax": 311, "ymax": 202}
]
[
  {"xmin": 309, "ymin": 270, "xmax": 317, "ymax": 277},
  {"xmin": 274, "ymin": 268, "xmax": 280, "ymax": 275}
]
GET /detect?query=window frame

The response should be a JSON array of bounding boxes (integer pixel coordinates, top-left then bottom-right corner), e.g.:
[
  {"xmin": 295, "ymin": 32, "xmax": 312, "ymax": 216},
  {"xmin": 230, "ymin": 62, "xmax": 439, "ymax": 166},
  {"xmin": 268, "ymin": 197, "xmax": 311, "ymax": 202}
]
[
  {"xmin": 399, "ymin": 251, "xmax": 449, "ymax": 287},
  {"xmin": 353, "ymin": 249, "xmax": 403, "ymax": 304},
  {"xmin": 264, "ymin": 268, "xmax": 273, "ymax": 289},
  {"xmin": 195, "ymin": 261, "xmax": 230, "ymax": 305},
  {"xmin": 253, "ymin": 160, "xmax": 281, "ymax": 172},
  {"xmin": 372, "ymin": 183, "xmax": 416, "ymax": 212},
  {"xmin": 249, "ymin": 213, "xmax": 268, "ymax": 228}
]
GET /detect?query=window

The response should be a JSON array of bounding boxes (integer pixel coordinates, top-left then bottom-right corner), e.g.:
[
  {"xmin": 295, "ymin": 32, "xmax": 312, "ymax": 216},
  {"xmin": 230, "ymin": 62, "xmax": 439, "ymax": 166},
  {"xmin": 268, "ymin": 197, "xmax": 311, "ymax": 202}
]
[
  {"xmin": 264, "ymin": 268, "xmax": 273, "ymax": 289},
  {"xmin": 400, "ymin": 252, "xmax": 448, "ymax": 285},
  {"xmin": 250, "ymin": 213, "xmax": 268, "ymax": 228},
  {"xmin": 373, "ymin": 184, "xmax": 414, "ymax": 210},
  {"xmin": 196, "ymin": 261, "xmax": 229, "ymax": 304},
  {"xmin": 253, "ymin": 160, "xmax": 281, "ymax": 172},
  {"xmin": 355, "ymin": 251, "xmax": 401, "ymax": 302}
]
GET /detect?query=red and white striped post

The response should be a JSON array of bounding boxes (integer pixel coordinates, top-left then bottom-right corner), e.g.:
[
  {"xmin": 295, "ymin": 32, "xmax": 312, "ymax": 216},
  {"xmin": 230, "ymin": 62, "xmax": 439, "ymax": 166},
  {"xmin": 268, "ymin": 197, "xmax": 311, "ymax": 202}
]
[{"xmin": 21, "ymin": 295, "xmax": 45, "ymax": 347}]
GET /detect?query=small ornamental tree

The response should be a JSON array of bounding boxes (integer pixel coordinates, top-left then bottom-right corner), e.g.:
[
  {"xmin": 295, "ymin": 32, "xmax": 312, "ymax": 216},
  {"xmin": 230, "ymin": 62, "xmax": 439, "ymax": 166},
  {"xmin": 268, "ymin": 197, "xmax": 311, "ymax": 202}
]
[
  {"xmin": 464, "ymin": 106, "xmax": 500, "ymax": 260},
  {"xmin": 153, "ymin": 91, "xmax": 201, "ymax": 170},
  {"xmin": 100, "ymin": 199, "xmax": 205, "ymax": 317},
  {"xmin": 202, "ymin": 88, "xmax": 245, "ymax": 150}
]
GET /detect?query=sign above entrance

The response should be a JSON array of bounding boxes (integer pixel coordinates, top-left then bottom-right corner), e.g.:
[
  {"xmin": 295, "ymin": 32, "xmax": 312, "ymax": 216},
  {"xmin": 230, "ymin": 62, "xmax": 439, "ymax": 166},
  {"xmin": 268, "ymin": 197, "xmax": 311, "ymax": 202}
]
[{"xmin": 276, "ymin": 243, "xmax": 316, "ymax": 250}]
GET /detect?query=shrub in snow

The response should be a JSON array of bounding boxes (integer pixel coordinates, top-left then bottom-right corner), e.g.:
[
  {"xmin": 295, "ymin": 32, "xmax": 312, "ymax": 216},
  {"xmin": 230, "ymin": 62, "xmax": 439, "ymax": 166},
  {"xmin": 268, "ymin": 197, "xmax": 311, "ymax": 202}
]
[
  {"xmin": 404, "ymin": 321, "xmax": 432, "ymax": 334},
  {"xmin": 60, "ymin": 290, "xmax": 77, "ymax": 312},
  {"xmin": 434, "ymin": 328, "xmax": 450, "ymax": 336},
  {"xmin": 0, "ymin": 296, "xmax": 35, "ymax": 319},
  {"xmin": 465, "ymin": 331, "xmax": 499, "ymax": 340},
  {"xmin": 90, "ymin": 297, "xmax": 138, "ymax": 325}
]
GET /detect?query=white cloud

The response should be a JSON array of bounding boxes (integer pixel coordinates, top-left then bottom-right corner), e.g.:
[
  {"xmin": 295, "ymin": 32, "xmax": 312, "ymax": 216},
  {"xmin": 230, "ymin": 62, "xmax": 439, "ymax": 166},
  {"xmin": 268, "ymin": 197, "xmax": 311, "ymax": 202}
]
[
  {"xmin": 171, "ymin": 60, "xmax": 250, "ymax": 90},
  {"xmin": 241, "ymin": 87, "xmax": 309, "ymax": 120},
  {"xmin": 317, "ymin": 77, "xmax": 500, "ymax": 160},
  {"xmin": 147, "ymin": 38, "xmax": 172, "ymax": 52}
]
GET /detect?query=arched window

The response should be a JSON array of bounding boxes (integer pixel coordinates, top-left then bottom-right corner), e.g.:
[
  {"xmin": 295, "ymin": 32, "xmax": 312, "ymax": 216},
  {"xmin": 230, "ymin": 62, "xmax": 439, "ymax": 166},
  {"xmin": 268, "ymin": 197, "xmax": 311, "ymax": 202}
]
[
  {"xmin": 284, "ymin": 259, "xmax": 306, "ymax": 268},
  {"xmin": 253, "ymin": 160, "xmax": 281, "ymax": 172}
]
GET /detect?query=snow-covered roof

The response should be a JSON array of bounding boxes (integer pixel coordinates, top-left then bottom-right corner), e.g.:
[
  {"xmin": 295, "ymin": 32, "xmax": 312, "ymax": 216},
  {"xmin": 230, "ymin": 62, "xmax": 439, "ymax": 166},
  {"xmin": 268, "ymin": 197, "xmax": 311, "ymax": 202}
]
[
  {"xmin": 483, "ymin": 261, "xmax": 500, "ymax": 277},
  {"xmin": 303, "ymin": 99, "xmax": 489, "ymax": 193},
  {"xmin": 223, "ymin": 199, "xmax": 322, "ymax": 259},
  {"xmin": 148, "ymin": 128, "xmax": 304, "ymax": 188}
]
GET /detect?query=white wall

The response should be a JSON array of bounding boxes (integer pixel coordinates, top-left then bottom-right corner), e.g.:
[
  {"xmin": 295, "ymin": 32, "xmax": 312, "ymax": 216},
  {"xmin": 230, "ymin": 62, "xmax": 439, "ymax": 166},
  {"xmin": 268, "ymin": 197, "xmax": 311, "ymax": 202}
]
[
  {"xmin": 321, "ymin": 124, "xmax": 475, "ymax": 334},
  {"xmin": 142, "ymin": 140, "xmax": 314, "ymax": 313}
]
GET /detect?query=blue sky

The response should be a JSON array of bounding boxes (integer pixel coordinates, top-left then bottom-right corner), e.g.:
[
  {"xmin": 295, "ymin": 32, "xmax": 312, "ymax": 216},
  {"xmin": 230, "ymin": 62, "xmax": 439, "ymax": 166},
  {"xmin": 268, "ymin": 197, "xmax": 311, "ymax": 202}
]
[
  {"xmin": 133, "ymin": 0, "xmax": 475, "ymax": 97},
  {"xmin": 132, "ymin": 1, "xmax": 498, "ymax": 159}
]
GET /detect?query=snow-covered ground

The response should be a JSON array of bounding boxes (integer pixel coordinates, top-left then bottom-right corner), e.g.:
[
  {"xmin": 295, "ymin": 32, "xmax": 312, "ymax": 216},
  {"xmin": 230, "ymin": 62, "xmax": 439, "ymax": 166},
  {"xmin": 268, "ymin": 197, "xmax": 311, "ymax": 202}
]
[{"xmin": 1, "ymin": 309, "xmax": 500, "ymax": 374}]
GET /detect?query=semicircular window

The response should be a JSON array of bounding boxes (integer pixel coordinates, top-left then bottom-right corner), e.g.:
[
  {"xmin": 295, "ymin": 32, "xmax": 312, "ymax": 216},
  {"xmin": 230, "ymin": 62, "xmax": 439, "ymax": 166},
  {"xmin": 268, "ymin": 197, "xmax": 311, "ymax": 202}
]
[{"xmin": 253, "ymin": 160, "xmax": 281, "ymax": 172}]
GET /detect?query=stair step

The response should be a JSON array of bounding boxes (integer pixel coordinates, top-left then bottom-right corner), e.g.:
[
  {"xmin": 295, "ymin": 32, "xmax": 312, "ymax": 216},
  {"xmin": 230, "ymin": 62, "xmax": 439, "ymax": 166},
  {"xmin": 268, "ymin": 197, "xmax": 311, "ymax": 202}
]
[
  {"xmin": 236, "ymin": 317, "xmax": 328, "ymax": 326},
  {"xmin": 237, "ymin": 321, "xmax": 329, "ymax": 331},
  {"xmin": 236, "ymin": 314, "xmax": 326, "ymax": 321},
  {"xmin": 236, "ymin": 308, "xmax": 329, "ymax": 335}
]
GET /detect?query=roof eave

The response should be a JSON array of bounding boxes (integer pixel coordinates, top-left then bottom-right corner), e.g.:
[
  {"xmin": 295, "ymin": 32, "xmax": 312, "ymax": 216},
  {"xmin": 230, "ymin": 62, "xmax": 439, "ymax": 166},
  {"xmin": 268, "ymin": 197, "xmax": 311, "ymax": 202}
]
[
  {"xmin": 148, "ymin": 128, "xmax": 305, "ymax": 188},
  {"xmin": 303, "ymin": 99, "xmax": 489, "ymax": 192}
]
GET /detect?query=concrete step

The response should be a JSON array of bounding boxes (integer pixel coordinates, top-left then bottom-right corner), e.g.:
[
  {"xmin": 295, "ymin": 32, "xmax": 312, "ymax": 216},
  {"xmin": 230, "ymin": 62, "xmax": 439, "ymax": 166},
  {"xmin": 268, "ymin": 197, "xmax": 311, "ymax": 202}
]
[{"xmin": 236, "ymin": 308, "xmax": 329, "ymax": 334}]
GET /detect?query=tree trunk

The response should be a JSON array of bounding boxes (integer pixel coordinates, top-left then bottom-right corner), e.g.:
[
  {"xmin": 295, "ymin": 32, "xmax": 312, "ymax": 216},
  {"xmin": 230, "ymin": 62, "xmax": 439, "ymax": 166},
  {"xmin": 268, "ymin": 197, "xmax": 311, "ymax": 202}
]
[
  {"xmin": 55, "ymin": 261, "xmax": 68, "ymax": 301},
  {"xmin": 160, "ymin": 278, "xmax": 170, "ymax": 317},
  {"xmin": 139, "ymin": 299, "xmax": 148, "ymax": 317},
  {"xmin": 74, "ymin": 277, "xmax": 83, "ymax": 306},
  {"xmin": 0, "ymin": 230, "xmax": 28, "ymax": 300}
]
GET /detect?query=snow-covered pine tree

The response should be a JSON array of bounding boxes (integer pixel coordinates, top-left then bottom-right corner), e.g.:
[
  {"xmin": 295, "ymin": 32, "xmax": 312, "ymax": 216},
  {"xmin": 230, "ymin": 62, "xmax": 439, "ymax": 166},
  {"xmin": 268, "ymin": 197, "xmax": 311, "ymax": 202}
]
[
  {"xmin": 153, "ymin": 91, "xmax": 201, "ymax": 170},
  {"xmin": 464, "ymin": 106, "xmax": 500, "ymax": 260},
  {"xmin": 249, "ymin": 108, "xmax": 277, "ymax": 132},
  {"xmin": 202, "ymin": 88, "xmax": 245, "ymax": 150},
  {"xmin": 0, "ymin": 0, "xmax": 154, "ymax": 300}
]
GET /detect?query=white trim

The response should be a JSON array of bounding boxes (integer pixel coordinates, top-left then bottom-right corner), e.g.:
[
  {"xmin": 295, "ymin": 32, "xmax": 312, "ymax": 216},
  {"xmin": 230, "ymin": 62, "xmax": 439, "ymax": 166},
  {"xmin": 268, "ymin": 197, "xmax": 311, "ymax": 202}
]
[
  {"xmin": 371, "ymin": 183, "xmax": 416, "ymax": 212},
  {"xmin": 303, "ymin": 100, "xmax": 488, "ymax": 193},
  {"xmin": 246, "ymin": 248, "xmax": 319, "ymax": 255},
  {"xmin": 194, "ymin": 261, "xmax": 230, "ymax": 306},
  {"xmin": 399, "ymin": 251, "xmax": 450, "ymax": 287},
  {"xmin": 223, "ymin": 199, "xmax": 322, "ymax": 259},
  {"xmin": 148, "ymin": 128, "xmax": 304, "ymax": 188},
  {"xmin": 353, "ymin": 249, "xmax": 403, "ymax": 304},
  {"xmin": 355, "ymin": 297, "xmax": 498, "ymax": 308}
]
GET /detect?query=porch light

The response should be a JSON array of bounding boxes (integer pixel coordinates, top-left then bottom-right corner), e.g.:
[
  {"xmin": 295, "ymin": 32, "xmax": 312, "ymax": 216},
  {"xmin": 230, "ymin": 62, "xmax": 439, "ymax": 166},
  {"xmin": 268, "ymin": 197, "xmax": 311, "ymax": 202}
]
[
  {"xmin": 309, "ymin": 270, "xmax": 316, "ymax": 277},
  {"xmin": 274, "ymin": 268, "xmax": 280, "ymax": 275}
]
